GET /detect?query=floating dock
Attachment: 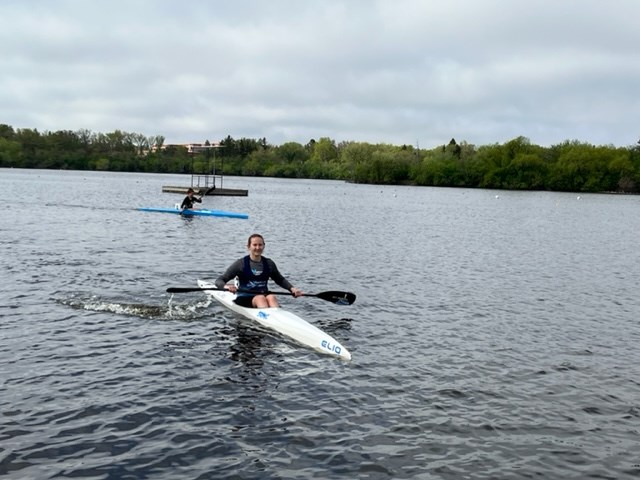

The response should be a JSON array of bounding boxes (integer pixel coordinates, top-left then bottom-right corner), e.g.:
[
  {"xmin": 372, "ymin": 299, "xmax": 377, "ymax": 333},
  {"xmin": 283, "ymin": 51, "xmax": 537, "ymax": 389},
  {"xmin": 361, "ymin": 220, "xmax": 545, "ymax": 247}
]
[
  {"xmin": 161, "ymin": 144, "xmax": 248, "ymax": 196},
  {"xmin": 162, "ymin": 186, "xmax": 248, "ymax": 196}
]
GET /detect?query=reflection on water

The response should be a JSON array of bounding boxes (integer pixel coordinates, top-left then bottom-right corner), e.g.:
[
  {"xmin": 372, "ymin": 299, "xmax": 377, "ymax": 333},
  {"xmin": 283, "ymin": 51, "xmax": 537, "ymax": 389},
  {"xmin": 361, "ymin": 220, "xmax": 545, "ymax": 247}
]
[{"xmin": 228, "ymin": 325, "xmax": 267, "ymax": 368}]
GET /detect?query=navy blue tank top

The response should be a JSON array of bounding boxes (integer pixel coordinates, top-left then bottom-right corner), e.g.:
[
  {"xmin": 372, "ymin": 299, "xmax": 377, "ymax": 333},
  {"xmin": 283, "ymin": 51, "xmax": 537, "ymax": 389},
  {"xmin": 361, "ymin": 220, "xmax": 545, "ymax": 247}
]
[{"xmin": 237, "ymin": 255, "xmax": 271, "ymax": 295}]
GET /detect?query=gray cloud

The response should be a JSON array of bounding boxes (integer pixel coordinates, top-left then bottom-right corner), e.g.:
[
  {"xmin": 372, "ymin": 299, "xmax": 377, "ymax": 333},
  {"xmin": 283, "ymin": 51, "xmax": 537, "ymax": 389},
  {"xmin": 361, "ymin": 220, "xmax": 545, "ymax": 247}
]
[{"xmin": 1, "ymin": 0, "xmax": 639, "ymax": 148}]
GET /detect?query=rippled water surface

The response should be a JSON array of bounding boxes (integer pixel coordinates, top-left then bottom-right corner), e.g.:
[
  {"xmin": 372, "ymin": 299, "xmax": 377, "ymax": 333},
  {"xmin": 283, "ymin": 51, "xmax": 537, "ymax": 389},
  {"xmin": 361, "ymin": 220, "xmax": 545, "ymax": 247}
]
[{"xmin": 2, "ymin": 168, "xmax": 640, "ymax": 479}]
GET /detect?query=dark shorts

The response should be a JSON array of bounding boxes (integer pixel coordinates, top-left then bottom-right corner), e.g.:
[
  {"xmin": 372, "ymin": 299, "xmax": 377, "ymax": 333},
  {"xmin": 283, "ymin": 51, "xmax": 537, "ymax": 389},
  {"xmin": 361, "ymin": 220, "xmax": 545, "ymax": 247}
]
[{"xmin": 234, "ymin": 295, "xmax": 256, "ymax": 308}]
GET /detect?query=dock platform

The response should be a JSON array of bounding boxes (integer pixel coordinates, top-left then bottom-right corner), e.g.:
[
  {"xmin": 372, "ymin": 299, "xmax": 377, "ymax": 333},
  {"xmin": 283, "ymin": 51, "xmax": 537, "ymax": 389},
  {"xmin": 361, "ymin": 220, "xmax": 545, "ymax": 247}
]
[{"xmin": 162, "ymin": 186, "xmax": 248, "ymax": 196}]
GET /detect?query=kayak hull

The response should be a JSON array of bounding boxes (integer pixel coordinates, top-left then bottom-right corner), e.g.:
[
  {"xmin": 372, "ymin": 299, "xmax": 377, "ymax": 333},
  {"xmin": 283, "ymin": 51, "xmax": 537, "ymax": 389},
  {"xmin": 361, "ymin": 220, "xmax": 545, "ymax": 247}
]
[
  {"xmin": 138, "ymin": 206, "xmax": 248, "ymax": 219},
  {"xmin": 197, "ymin": 280, "xmax": 351, "ymax": 360}
]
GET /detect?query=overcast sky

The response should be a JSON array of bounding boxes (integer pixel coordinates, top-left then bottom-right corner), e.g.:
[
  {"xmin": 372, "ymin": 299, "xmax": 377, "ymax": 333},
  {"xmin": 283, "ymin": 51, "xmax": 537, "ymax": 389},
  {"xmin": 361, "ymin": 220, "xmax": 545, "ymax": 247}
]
[{"xmin": 1, "ymin": 0, "xmax": 639, "ymax": 149}]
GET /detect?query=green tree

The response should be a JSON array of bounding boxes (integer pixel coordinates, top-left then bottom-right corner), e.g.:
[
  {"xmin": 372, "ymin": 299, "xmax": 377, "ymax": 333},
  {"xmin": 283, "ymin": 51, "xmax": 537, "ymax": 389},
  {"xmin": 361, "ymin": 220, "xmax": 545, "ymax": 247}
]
[
  {"xmin": 339, "ymin": 142, "xmax": 375, "ymax": 182},
  {"xmin": 16, "ymin": 128, "xmax": 46, "ymax": 168},
  {"xmin": 272, "ymin": 142, "xmax": 309, "ymax": 177},
  {"xmin": 310, "ymin": 137, "xmax": 338, "ymax": 164},
  {"xmin": 502, "ymin": 152, "xmax": 548, "ymax": 189},
  {"xmin": 0, "ymin": 124, "xmax": 16, "ymax": 140},
  {"xmin": 608, "ymin": 153, "xmax": 636, "ymax": 192},
  {"xmin": 0, "ymin": 138, "xmax": 21, "ymax": 167}
]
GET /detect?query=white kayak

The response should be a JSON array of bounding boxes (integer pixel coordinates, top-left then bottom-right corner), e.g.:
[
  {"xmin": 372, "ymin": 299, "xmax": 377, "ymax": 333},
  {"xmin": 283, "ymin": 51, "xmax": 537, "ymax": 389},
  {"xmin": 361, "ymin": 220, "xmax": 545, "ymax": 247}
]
[{"xmin": 197, "ymin": 279, "xmax": 351, "ymax": 361}]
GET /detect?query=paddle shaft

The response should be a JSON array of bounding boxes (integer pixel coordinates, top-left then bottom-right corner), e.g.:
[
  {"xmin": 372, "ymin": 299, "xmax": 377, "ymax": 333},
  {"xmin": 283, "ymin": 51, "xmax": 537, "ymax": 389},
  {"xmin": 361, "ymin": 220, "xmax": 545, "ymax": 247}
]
[
  {"xmin": 168, "ymin": 286, "xmax": 293, "ymax": 295},
  {"xmin": 166, "ymin": 286, "xmax": 356, "ymax": 305}
]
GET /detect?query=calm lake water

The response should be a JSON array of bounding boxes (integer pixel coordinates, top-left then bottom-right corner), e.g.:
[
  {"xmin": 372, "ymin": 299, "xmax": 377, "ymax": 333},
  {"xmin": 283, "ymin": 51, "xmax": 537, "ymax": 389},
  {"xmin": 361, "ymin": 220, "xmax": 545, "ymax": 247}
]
[{"xmin": 1, "ymin": 168, "xmax": 639, "ymax": 479}]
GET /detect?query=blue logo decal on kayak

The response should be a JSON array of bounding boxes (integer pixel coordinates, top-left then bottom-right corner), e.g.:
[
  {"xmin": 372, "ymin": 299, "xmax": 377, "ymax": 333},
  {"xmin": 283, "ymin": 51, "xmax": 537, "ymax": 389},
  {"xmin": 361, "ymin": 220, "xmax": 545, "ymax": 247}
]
[
  {"xmin": 257, "ymin": 311, "xmax": 269, "ymax": 320},
  {"xmin": 321, "ymin": 339, "xmax": 342, "ymax": 355}
]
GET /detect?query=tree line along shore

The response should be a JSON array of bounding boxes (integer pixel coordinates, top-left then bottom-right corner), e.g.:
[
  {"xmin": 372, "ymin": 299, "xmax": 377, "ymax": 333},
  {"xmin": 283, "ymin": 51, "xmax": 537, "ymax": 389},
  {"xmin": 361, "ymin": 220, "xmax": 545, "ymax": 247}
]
[{"xmin": 1, "ymin": 124, "xmax": 639, "ymax": 193}]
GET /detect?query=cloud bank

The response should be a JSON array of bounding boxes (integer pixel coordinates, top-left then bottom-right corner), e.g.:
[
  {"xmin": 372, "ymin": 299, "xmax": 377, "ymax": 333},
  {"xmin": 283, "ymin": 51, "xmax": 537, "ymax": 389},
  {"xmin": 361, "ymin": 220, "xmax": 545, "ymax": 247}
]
[{"xmin": 1, "ymin": 0, "xmax": 639, "ymax": 148}]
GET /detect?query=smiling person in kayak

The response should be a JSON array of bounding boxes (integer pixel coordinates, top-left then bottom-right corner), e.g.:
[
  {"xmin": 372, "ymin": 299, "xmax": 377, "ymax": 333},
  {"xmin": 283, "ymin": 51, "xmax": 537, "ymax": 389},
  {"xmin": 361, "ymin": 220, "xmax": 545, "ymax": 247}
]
[{"xmin": 215, "ymin": 233, "xmax": 303, "ymax": 308}]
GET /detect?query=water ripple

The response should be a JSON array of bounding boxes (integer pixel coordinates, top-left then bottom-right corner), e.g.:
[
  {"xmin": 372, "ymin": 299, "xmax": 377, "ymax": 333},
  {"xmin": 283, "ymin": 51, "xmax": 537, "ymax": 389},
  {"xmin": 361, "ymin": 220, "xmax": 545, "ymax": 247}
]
[{"xmin": 2, "ymin": 172, "xmax": 640, "ymax": 479}]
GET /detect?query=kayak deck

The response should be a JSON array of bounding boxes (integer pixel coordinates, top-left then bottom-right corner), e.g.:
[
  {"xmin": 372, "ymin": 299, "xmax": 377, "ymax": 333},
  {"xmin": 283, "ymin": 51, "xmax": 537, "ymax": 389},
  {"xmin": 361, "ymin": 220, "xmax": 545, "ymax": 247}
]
[
  {"xmin": 138, "ymin": 206, "xmax": 248, "ymax": 219},
  {"xmin": 197, "ymin": 280, "xmax": 351, "ymax": 360}
]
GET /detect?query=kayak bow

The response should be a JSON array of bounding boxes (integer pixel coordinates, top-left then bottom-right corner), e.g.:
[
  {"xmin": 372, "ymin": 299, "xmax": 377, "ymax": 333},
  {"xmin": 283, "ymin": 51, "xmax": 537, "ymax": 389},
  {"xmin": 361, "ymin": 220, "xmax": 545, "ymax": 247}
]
[{"xmin": 197, "ymin": 279, "xmax": 351, "ymax": 360}]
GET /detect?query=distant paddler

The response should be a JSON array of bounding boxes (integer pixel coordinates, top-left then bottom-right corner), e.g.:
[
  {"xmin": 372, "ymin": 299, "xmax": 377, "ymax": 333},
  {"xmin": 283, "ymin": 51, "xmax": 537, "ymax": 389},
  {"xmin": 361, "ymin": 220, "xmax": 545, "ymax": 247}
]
[{"xmin": 180, "ymin": 188, "xmax": 202, "ymax": 210}]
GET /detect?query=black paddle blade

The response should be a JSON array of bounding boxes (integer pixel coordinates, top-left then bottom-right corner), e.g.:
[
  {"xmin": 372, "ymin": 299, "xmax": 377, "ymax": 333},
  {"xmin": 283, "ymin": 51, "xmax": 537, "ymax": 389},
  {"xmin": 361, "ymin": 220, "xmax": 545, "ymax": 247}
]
[{"xmin": 315, "ymin": 291, "xmax": 356, "ymax": 305}]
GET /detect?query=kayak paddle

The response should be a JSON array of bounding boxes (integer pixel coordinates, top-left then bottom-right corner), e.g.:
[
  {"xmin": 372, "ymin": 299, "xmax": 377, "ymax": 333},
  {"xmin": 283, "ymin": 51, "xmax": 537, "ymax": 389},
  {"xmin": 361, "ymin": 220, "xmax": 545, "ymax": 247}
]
[{"xmin": 166, "ymin": 286, "xmax": 356, "ymax": 305}]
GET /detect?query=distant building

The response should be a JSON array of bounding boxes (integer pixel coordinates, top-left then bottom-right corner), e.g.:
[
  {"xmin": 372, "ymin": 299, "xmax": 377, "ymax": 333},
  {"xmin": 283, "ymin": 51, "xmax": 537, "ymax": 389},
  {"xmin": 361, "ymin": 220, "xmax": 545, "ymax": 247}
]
[{"xmin": 149, "ymin": 142, "xmax": 222, "ymax": 154}]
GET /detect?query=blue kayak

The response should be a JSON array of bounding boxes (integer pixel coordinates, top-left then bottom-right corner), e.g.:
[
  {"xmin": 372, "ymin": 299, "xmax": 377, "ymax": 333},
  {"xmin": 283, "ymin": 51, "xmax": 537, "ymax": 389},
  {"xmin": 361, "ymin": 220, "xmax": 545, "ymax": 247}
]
[{"xmin": 138, "ymin": 206, "xmax": 248, "ymax": 219}]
